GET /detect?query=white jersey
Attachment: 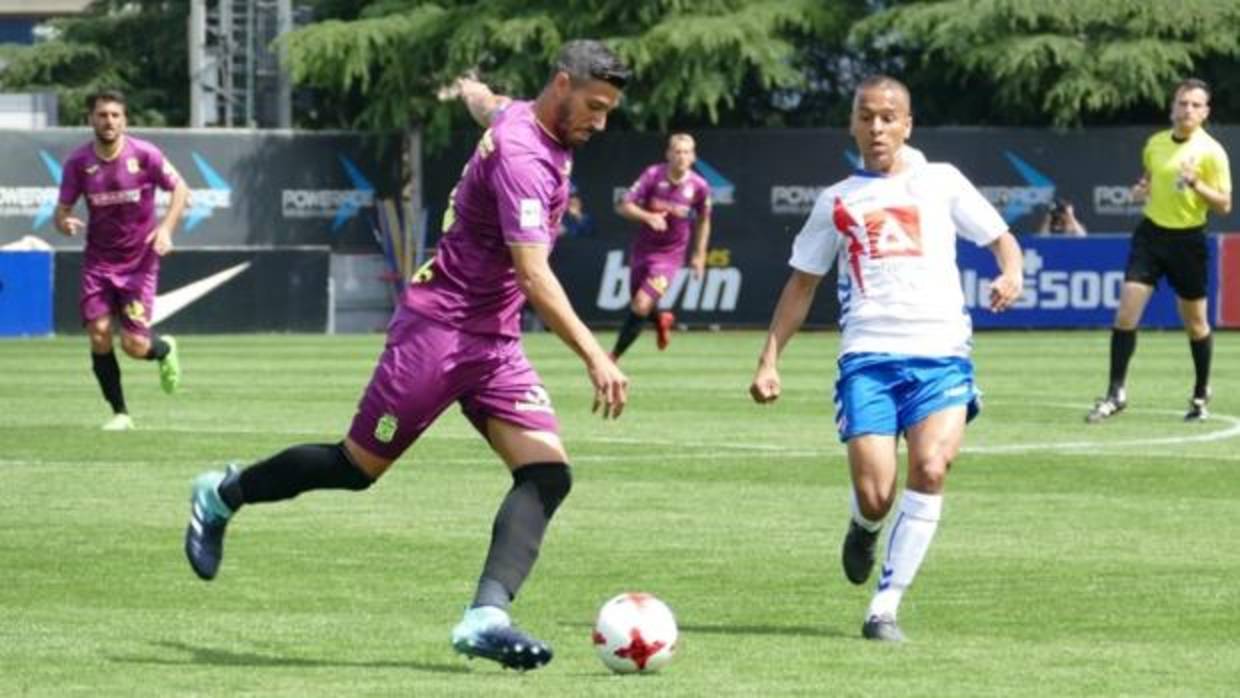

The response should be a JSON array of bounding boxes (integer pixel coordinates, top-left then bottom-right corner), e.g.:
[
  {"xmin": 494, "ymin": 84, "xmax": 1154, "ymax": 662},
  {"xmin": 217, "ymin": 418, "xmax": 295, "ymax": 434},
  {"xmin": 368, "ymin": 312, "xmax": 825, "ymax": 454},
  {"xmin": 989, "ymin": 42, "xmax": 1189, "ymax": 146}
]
[{"xmin": 790, "ymin": 162, "xmax": 1006, "ymax": 358}]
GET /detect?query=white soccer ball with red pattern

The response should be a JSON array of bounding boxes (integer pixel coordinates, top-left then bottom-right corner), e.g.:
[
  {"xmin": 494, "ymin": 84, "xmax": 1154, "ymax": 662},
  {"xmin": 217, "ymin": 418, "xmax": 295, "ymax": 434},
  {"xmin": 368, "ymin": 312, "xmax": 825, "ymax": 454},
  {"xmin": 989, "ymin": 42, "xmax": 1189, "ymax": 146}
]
[{"xmin": 592, "ymin": 592, "xmax": 679, "ymax": 674}]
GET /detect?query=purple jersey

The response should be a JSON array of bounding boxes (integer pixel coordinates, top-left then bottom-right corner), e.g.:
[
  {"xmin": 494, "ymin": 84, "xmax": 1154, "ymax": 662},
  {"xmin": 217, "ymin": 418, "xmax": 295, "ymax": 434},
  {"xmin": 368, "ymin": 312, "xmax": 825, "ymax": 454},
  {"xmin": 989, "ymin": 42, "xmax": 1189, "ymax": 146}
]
[
  {"xmin": 58, "ymin": 136, "xmax": 181, "ymax": 271},
  {"xmin": 623, "ymin": 163, "xmax": 711, "ymax": 256},
  {"xmin": 403, "ymin": 101, "xmax": 572, "ymax": 338}
]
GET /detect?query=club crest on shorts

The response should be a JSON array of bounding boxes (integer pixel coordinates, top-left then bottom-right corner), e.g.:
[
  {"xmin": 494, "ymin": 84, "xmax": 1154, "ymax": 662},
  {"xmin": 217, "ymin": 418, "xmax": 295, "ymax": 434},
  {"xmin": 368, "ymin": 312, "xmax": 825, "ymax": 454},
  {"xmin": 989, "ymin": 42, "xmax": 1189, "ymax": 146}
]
[
  {"xmin": 650, "ymin": 275, "xmax": 669, "ymax": 294},
  {"xmin": 123, "ymin": 300, "xmax": 148, "ymax": 325},
  {"xmin": 515, "ymin": 386, "xmax": 554, "ymax": 414},
  {"xmin": 375, "ymin": 413, "xmax": 398, "ymax": 443}
]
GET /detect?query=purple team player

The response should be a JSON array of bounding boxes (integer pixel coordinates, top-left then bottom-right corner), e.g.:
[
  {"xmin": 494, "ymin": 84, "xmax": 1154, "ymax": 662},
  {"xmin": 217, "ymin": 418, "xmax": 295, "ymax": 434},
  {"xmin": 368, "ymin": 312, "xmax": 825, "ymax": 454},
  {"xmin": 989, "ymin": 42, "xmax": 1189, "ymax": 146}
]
[
  {"xmin": 611, "ymin": 133, "xmax": 712, "ymax": 358},
  {"xmin": 183, "ymin": 41, "xmax": 630, "ymax": 672},
  {"xmin": 54, "ymin": 89, "xmax": 189, "ymax": 431}
]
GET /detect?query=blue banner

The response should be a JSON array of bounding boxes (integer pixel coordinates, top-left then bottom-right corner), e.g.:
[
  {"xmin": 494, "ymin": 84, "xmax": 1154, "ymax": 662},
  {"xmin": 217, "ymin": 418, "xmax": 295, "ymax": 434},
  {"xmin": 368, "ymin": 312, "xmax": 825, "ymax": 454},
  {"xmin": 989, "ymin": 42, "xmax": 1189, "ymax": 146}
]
[
  {"xmin": 0, "ymin": 250, "xmax": 53, "ymax": 337},
  {"xmin": 958, "ymin": 235, "xmax": 1210, "ymax": 329}
]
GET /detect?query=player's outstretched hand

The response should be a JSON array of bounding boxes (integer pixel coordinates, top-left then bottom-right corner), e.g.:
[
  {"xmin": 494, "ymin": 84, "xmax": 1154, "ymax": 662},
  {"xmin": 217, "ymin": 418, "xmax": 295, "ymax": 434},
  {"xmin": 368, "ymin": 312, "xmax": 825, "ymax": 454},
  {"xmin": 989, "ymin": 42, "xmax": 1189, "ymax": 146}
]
[
  {"xmin": 147, "ymin": 224, "xmax": 174, "ymax": 256},
  {"xmin": 749, "ymin": 365, "xmax": 781, "ymax": 404},
  {"xmin": 589, "ymin": 355, "xmax": 628, "ymax": 419},
  {"xmin": 646, "ymin": 211, "xmax": 669, "ymax": 232},
  {"xmin": 58, "ymin": 216, "xmax": 85, "ymax": 236},
  {"xmin": 989, "ymin": 272, "xmax": 1023, "ymax": 312}
]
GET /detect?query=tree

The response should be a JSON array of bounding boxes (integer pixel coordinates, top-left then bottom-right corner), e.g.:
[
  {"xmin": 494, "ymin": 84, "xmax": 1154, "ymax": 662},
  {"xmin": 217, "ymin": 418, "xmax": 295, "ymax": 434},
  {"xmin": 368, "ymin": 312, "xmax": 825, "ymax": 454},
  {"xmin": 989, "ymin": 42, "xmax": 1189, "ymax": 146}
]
[
  {"xmin": 850, "ymin": 0, "xmax": 1240, "ymax": 126},
  {"xmin": 280, "ymin": 0, "xmax": 852, "ymax": 143},
  {"xmin": 0, "ymin": 0, "xmax": 189, "ymax": 126}
]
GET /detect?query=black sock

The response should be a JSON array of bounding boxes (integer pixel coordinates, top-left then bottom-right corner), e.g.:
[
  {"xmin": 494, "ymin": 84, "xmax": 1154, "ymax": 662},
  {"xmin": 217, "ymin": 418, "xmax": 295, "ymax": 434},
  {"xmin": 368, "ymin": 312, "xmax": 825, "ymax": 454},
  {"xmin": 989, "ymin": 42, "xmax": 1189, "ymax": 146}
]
[
  {"xmin": 612, "ymin": 311, "xmax": 648, "ymax": 358},
  {"xmin": 91, "ymin": 351, "xmax": 127, "ymax": 414},
  {"xmin": 1190, "ymin": 334, "xmax": 1212, "ymax": 399},
  {"xmin": 145, "ymin": 336, "xmax": 170, "ymax": 361},
  {"xmin": 472, "ymin": 463, "xmax": 573, "ymax": 610},
  {"xmin": 1108, "ymin": 329, "xmax": 1137, "ymax": 395},
  {"xmin": 218, "ymin": 442, "xmax": 374, "ymax": 510}
]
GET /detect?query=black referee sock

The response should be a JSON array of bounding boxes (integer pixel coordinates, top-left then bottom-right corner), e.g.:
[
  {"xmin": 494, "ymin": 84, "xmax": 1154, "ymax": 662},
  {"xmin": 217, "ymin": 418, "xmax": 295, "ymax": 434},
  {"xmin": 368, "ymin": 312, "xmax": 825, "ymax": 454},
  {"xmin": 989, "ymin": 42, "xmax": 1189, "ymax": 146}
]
[
  {"xmin": 91, "ymin": 351, "xmax": 127, "ymax": 415},
  {"xmin": 1190, "ymin": 334, "xmax": 1213, "ymax": 399},
  {"xmin": 611, "ymin": 310, "xmax": 648, "ymax": 359},
  {"xmin": 1109, "ymin": 329, "xmax": 1137, "ymax": 395},
  {"xmin": 144, "ymin": 336, "xmax": 170, "ymax": 361},
  {"xmin": 218, "ymin": 442, "xmax": 374, "ymax": 511},
  {"xmin": 472, "ymin": 463, "xmax": 573, "ymax": 610}
]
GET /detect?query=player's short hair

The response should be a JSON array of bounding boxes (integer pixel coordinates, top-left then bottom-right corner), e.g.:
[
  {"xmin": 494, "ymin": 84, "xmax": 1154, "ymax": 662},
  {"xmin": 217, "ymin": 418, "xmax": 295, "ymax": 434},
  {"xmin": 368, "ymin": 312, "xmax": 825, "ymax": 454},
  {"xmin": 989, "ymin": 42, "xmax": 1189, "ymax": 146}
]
[
  {"xmin": 667, "ymin": 133, "xmax": 695, "ymax": 149},
  {"xmin": 853, "ymin": 75, "xmax": 912, "ymax": 113},
  {"xmin": 86, "ymin": 89, "xmax": 127, "ymax": 114},
  {"xmin": 1173, "ymin": 78, "xmax": 1211, "ymax": 103},
  {"xmin": 553, "ymin": 40, "xmax": 630, "ymax": 89}
]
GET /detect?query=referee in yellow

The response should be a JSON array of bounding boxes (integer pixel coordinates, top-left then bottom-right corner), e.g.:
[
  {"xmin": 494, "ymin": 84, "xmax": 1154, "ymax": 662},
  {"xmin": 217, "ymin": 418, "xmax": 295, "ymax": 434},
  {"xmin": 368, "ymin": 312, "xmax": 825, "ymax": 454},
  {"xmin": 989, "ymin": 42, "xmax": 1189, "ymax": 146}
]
[{"xmin": 1088, "ymin": 78, "xmax": 1232, "ymax": 423}]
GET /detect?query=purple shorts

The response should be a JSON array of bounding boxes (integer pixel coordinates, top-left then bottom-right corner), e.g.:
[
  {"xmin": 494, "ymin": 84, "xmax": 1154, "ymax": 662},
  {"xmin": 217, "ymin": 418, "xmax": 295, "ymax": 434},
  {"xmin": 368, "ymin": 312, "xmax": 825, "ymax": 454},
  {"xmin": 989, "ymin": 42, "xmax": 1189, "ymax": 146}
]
[
  {"xmin": 80, "ymin": 256, "xmax": 159, "ymax": 337},
  {"xmin": 347, "ymin": 306, "xmax": 560, "ymax": 461},
  {"xmin": 629, "ymin": 248, "xmax": 684, "ymax": 301}
]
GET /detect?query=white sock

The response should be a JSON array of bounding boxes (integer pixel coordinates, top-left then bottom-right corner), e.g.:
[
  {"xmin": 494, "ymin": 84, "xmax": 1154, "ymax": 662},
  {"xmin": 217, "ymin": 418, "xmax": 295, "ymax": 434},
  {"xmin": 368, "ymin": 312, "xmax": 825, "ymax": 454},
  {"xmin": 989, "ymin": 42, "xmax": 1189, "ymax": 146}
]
[
  {"xmin": 866, "ymin": 489, "xmax": 942, "ymax": 620},
  {"xmin": 850, "ymin": 490, "xmax": 884, "ymax": 533}
]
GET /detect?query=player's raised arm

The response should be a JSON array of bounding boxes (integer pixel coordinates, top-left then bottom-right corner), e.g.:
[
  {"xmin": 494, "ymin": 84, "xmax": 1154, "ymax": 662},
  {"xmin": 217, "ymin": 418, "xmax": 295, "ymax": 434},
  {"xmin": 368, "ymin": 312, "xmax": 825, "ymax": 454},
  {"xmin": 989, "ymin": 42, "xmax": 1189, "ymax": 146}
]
[
  {"xmin": 510, "ymin": 243, "xmax": 628, "ymax": 419},
  {"xmin": 449, "ymin": 75, "xmax": 512, "ymax": 128},
  {"xmin": 751, "ymin": 269, "xmax": 822, "ymax": 404}
]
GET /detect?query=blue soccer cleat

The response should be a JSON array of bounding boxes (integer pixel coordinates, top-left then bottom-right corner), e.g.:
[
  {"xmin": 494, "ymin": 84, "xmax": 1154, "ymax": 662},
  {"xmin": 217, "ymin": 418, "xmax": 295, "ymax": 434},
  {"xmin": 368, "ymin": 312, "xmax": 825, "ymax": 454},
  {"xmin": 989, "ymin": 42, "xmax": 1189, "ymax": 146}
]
[
  {"xmin": 184, "ymin": 465, "xmax": 236, "ymax": 581},
  {"xmin": 451, "ymin": 606, "xmax": 553, "ymax": 671}
]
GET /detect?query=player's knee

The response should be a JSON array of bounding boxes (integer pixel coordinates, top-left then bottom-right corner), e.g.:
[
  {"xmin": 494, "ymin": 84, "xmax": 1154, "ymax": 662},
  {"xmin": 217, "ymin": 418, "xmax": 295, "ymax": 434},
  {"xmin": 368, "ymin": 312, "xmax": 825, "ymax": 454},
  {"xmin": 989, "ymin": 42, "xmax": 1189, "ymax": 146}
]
[
  {"xmin": 910, "ymin": 456, "xmax": 950, "ymax": 492},
  {"xmin": 514, "ymin": 462, "xmax": 573, "ymax": 515}
]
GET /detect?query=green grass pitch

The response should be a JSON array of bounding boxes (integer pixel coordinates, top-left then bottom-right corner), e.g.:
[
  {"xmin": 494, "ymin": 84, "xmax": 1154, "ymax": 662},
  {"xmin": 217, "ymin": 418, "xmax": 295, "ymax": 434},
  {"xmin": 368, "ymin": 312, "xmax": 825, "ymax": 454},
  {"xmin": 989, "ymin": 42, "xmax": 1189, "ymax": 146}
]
[{"xmin": 1, "ymin": 330, "xmax": 1237, "ymax": 697}]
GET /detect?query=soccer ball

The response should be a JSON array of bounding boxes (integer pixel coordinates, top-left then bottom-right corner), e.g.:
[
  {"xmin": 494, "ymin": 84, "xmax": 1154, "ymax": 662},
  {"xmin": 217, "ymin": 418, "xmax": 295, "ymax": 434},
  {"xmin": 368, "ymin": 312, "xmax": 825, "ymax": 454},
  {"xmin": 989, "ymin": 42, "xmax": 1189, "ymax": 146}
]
[{"xmin": 592, "ymin": 592, "xmax": 679, "ymax": 674}]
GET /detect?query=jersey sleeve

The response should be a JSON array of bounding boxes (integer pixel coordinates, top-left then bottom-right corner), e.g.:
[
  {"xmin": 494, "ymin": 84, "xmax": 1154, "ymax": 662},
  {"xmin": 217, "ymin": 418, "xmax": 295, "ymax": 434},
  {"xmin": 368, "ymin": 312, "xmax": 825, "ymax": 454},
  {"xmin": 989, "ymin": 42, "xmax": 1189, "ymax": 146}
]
[
  {"xmin": 622, "ymin": 166, "xmax": 656, "ymax": 206},
  {"xmin": 147, "ymin": 147, "xmax": 182, "ymax": 192},
  {"xmin": 788, "ymin": 190, "xmax": 842, "ymax": 276},
  {"xmin": 57, "ymin": 155, "xmax": 81, "ymax": 206},
  {"xmin": 694, "ymin": 177, "xmax": 712, "ymax": 219},
  {"xmin": 1203, "ymin": 142, "xmax": 1232, "ymax": 194},
  {"xmin": 492, "ymin": 146, "xmax": 557, "ymax": 246},
  {"xmin": 944, "ymin": 165, "xmax": 1008, "ymax": 247}
]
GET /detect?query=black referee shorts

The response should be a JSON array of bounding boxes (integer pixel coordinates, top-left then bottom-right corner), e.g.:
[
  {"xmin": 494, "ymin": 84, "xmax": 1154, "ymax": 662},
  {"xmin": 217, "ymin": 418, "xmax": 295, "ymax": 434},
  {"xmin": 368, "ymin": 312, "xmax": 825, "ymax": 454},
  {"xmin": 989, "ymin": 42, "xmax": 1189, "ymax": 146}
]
[{"xmin": 1123, "ymin": 218, "xmax": 1210, "ymax": 300}]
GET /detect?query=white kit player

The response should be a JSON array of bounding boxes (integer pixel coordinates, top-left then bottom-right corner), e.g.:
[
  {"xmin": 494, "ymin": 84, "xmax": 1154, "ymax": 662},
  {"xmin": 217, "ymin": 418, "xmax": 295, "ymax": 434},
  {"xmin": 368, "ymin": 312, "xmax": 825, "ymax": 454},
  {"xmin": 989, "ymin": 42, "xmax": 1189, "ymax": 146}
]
[{"xmin": 750, "ymin": 75, "xmax": 1024, "ymax": 642}]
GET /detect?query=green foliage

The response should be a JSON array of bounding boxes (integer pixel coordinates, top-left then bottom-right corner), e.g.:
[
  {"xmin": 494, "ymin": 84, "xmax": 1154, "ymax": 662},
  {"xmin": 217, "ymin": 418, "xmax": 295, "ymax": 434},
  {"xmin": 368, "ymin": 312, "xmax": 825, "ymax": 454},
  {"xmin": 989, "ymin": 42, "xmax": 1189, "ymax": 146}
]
[
  {"xmin": 852, "ymin": 0, "xmax": 1240, "ymax": 126},
  {"xmin": 0, "ymin": 0, "xmax": 188, "ymax": 126},
  {"xmin": 281, "ymin": 0, "xmax": 848, "ymax": 143}
]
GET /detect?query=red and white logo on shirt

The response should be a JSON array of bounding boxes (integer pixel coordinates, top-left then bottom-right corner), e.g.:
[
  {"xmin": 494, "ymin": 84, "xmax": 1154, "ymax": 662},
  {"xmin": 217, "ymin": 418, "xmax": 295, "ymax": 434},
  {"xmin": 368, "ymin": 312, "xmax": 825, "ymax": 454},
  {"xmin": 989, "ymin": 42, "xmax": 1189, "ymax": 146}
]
[{"xmin": 832, "ymin": 198, "xmax": 923, "ymax": 291}]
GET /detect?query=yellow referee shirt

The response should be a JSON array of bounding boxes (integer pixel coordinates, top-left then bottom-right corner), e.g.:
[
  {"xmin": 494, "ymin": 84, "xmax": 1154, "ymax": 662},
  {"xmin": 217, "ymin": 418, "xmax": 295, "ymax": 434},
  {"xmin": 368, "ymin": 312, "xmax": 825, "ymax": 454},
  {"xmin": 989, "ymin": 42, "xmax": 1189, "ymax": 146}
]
[{"xmin": 1142, "ymin": 128, "xmax": 1231, "ymax": 229}]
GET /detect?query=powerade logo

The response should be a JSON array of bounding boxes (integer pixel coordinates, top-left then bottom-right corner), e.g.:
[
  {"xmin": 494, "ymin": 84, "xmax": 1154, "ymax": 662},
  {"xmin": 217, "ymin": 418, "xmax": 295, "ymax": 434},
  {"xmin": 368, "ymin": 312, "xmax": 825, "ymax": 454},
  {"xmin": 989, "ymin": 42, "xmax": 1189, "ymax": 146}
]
[
  {"xmin": 771, "ymin": 185, "xmax": 826, "ymax": 215},
  {"xmin": 281, "ymin": 154, "xmax": 375, "ymax": 230},
  {"xmin": 694, "ymin": 159, "xmax": 734, "ymax": 205},
  {"xmin": 1093, "ymin": 185, "xmax": 1143, "ymax": 216},
  {"xmin": 167, "ymin": 151, "xmax": 232, "ymax": 231},
  {"xmin": 978, "ymin": 151, "xmax": 1055, "ymax": 223},
  {"xmin": 0, "ymin": 149, "xmax": 231, "ymax": 232},
  {"xmin": 961, "ymin": 248, "xmax": 1124, "ymax": 311},
  {"xmin": 0, "ymin": 150, "xmax": 62, "ymax": 228}
]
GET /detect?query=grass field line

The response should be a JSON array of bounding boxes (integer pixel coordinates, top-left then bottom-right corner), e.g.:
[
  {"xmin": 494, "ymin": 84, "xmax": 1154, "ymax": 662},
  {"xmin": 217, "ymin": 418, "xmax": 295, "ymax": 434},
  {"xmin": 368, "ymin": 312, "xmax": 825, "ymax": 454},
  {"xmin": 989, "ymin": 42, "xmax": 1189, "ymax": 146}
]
[{"xmin": 968, "ymin": 402, "xmax": 1240, "ymax": 454}]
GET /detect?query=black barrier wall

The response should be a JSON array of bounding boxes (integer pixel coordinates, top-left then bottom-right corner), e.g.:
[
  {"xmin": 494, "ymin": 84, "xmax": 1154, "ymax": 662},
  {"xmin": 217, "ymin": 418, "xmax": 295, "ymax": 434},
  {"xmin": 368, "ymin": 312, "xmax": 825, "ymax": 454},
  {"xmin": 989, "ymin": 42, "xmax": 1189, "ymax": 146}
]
[
  {"xmin": 53, "ymin": 248, "xmax": 330, "ymax": 333},
  {"xmin": 0, "ymin": 128, "xmax": 400, "ymax": 252}
]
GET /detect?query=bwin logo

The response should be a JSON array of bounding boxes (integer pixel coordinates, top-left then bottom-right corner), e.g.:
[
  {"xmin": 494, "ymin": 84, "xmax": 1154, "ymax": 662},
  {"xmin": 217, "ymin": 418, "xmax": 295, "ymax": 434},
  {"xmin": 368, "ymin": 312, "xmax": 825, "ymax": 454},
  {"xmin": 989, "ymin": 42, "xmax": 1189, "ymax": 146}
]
[
  {"xmin": 693, "ymin": 159, "xmax": 734, "ymax": 205},
  {"xmin": 281, "ymin": 155, "xmax": 375, "ymax": 230},
  {"xmin": 978, "ymin": 151, "xmax": 1055, "ymax": 224},
  {"xmin": 596, "ymin": 250, "xmax": 741, "ymax": 312}
]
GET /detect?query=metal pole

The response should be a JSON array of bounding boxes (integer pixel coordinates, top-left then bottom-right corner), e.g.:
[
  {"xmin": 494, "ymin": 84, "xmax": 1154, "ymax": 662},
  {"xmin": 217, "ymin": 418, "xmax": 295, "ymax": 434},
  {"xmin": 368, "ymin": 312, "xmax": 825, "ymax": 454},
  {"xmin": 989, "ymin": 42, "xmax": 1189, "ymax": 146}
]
[
  {"xmin": 276, "ymin": 0, "xmax": 292, "ymax": 128},
  {"xmin": 189, "ymin": 0, "xmax": 205, "ymax": 127}
]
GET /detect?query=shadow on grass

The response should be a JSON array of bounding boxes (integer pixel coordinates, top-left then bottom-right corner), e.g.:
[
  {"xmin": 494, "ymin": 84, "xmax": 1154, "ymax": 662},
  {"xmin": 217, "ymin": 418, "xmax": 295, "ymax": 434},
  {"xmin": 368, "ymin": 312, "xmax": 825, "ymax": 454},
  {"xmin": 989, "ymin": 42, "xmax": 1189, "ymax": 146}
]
[
  {"xmin": 561, "ymin": 620, "xmax": 847, "ymax": 639},
  {"xmin": 107, "ymin": 640, "xmax": 470, "ymax": 674}
]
